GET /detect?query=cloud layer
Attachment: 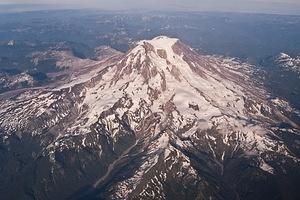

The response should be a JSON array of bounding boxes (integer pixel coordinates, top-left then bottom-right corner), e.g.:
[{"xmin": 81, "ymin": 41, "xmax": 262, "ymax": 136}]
[{"xmin": 1, "ymin": 0, "xmax": 300, "ymax": 15}]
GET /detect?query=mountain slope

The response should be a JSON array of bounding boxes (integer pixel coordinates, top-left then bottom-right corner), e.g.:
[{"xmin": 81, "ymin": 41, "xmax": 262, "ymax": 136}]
[{"xmin": 0, "ymin": 36, "xmax": 299, "ymax": 200}]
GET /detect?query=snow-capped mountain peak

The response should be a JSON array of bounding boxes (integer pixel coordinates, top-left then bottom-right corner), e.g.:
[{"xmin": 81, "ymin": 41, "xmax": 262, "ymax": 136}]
[{"xmin": 0, "ymin": 37, "xmax": 299, "ymax": 200}]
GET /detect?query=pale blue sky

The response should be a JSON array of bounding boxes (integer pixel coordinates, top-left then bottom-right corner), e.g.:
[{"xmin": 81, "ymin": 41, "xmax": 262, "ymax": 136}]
[{"xmin": 1, "ymin": 0, "xmax": 300, "ymax": 15}]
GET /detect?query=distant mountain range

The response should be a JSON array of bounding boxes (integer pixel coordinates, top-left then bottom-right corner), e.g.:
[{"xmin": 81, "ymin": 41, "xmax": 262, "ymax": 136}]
[{"xmin": 0, "ymin": 4, "xmax": 72, "ymax": 13}]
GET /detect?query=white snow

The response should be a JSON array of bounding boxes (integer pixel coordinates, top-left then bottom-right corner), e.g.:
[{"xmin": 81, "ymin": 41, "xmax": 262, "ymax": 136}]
[
  {"xmin": 277, "ymin": 53, "xmax": 300, "ymax": 74},
  {"xmin": 259, "ymin": 158, "xmax": 275, "ymax": 174},
  {"xmin": 0, "ymin": 36, "xmax": 298, "ymax": 181}
]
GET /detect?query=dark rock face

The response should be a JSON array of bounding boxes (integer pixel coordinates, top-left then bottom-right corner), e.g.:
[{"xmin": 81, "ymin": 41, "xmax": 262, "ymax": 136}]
[{"xmin": 0, "ymin": 36, "xmax": 299, "ymax": 200}]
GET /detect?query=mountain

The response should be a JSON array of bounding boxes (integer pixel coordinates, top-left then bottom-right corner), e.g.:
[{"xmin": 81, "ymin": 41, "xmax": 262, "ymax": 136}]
[
  {"xmin": 277, "ymin": 53, "xmax": 300, "ymax": 75},
  {"xmin": 0, "ymin": 36, "xmax": 300, "ymax": 200},
  {"xmin": 0, "ymin": 71, "xmax": 36, "ymax": 92}
]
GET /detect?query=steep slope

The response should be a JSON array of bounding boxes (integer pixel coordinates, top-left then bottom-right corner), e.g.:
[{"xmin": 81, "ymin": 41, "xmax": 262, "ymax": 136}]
[{"xmin": 0, "ymin": 36, "xmax": 299, "ymax": 200}]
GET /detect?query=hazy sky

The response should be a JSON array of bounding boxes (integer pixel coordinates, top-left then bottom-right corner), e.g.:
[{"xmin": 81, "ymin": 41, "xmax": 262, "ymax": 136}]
[{"xmin": 1, "ymin": 0, "xmax": 300, "ymax": 15}]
